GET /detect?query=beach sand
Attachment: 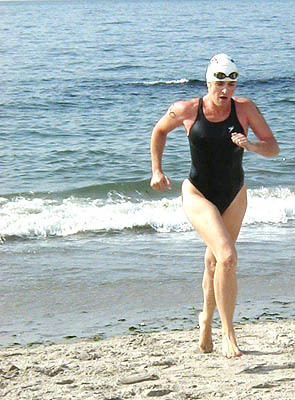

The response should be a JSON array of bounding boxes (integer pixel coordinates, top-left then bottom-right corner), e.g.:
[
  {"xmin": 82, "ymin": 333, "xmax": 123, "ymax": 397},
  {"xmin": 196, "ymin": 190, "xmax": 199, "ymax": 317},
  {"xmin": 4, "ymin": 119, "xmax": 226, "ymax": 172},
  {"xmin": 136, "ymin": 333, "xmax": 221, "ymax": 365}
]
[{"xmin": 0, "ymin": 320, "xmax": 294, "ymax": 400}]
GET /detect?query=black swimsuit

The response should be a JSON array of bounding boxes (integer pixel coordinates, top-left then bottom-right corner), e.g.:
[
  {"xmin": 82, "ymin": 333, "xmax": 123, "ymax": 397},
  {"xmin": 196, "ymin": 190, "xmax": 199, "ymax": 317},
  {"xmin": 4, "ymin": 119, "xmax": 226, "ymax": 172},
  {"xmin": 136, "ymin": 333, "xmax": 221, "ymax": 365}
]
[{"xmin": 188, "ymin": 97, "xmax": 245, "ymax": 214}]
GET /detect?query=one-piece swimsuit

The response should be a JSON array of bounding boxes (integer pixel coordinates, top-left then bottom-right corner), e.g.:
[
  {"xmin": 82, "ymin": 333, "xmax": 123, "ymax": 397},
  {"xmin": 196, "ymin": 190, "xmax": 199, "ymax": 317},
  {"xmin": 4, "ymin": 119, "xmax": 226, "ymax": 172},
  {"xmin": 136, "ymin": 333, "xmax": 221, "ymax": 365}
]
[{"xmin": 188, "ymin": 97, "xmax": 245, "ymax": 214}]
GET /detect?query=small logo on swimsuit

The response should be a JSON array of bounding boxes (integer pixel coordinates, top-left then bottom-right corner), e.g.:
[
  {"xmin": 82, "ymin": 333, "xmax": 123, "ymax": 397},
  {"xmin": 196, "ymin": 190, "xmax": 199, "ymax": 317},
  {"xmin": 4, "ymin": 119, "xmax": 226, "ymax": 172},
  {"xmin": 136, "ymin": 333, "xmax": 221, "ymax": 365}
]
[{"xmin": 228, "ymin": 126, "xmax": 235, "ymax": 133}]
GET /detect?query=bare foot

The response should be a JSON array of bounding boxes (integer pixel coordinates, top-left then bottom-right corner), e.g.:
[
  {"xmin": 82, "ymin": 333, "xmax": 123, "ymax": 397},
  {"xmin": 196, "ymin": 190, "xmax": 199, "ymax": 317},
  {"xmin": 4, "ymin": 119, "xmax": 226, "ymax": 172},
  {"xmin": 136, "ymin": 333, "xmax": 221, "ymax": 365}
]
[
  {"xmin": 198, "ymin": 312, "xmax": 213, "ymax": 353},
  {"xmin": 222, "ymin": 334, "xmax": 243, "ymax": 358}
]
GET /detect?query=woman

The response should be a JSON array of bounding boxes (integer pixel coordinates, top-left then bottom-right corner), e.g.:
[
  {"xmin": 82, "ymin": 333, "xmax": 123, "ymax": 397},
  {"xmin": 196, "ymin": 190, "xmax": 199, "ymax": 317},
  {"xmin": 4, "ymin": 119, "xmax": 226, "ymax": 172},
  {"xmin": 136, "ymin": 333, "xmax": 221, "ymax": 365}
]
[{"xmin": 150, "ymin": 54, "xmax": 279, "ymax": 358}]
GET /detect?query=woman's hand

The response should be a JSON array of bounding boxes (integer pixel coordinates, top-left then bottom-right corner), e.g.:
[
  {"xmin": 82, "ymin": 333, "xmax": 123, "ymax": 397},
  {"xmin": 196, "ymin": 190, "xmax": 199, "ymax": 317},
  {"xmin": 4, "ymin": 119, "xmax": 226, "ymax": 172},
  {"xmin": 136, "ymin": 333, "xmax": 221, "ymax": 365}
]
[
  {"xmin": 150, "ymin": 171, "xmax": 171, "ymax": 192},
  {"xmin": 231, "ymin": 132, "xmax": 250, "ymax": 150}
]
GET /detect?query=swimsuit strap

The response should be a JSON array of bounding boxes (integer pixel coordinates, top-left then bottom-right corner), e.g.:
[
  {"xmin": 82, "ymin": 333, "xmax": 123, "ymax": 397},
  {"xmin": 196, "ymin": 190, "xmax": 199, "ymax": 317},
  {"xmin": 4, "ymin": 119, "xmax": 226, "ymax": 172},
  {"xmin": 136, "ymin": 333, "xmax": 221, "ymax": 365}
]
[
  {"xmin": 198, "ymin": 97, "xmax": 204, "ymax": 118},
  {"xmin": 231, "ymin": 98, "xmax": 238, "ymax": 119}
]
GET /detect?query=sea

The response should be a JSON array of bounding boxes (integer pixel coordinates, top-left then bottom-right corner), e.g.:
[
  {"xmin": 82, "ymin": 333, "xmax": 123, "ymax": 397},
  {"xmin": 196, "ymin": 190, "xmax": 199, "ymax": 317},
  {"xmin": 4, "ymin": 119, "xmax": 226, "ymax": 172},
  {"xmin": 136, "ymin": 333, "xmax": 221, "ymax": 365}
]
[{"xmin": 0, "ymin": 0, "xmax": 294, "ymax": 347}]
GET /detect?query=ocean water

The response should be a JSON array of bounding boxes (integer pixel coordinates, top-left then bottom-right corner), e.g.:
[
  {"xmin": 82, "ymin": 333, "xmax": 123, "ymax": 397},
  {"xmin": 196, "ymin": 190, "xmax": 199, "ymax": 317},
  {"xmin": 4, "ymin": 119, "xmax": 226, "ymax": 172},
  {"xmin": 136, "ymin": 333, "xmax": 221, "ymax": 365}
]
[{"xmin": 0, "ymin": 0, "xmax": 295, "ymax": 346}]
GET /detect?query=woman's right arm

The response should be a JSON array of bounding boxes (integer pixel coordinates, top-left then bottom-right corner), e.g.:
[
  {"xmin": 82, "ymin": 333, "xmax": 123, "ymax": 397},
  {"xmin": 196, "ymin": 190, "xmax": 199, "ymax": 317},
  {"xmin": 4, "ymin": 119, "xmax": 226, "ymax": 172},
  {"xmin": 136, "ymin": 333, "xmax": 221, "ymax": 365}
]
[{"xmin": 150, "ymin": 102, "xmax": 185, "ymax": 192}]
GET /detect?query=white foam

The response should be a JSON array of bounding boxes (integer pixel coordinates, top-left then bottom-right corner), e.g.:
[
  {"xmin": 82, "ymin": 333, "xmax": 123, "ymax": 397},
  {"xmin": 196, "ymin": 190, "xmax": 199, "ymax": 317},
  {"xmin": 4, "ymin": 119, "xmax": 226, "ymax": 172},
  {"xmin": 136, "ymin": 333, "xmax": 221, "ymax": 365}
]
[
  {"xmin": 0, "ymin": 187, "xmax": 294, "ymax": 238},
  {"xmin": 142, "ymin": 78, "xmax": 189, "ymax": 86},
  {"xmin": 245, "ymin": 187, "xmax": 295, "ymax": 225}
]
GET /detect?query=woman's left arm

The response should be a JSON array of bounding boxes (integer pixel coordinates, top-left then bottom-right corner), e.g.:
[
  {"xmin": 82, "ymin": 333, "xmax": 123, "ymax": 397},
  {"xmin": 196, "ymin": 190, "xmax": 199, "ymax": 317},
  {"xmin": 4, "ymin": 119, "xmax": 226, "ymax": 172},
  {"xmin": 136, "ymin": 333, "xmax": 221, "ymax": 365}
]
[{"xmin": 243, "ymin": 99, "xmax": 280, "ymax": 157}]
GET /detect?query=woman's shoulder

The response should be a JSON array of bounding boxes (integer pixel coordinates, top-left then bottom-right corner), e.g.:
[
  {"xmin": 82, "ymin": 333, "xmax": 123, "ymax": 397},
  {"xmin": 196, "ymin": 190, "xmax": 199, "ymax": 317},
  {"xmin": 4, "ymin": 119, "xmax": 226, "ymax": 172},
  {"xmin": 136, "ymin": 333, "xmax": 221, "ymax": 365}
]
[
  {"xmin": 233, "ymin": 97, "xmax": 261, "ymax": 133},
  {"xmin": 170, "ymin": 97, "xmax": 200, "ymax": 118},
  {"xmin": 233, "ymin": 96, "xmax": 257, "ymax": 115},
  {"xmin": 233, "ymin": 96, "xmax": 256, "ymax": 108}
]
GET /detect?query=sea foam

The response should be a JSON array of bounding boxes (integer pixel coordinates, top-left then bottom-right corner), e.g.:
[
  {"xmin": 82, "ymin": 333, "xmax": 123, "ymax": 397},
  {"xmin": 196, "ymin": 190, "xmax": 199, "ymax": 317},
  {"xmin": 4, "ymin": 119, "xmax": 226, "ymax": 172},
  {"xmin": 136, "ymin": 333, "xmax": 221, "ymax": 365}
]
[{"xmin": 0, "ymin": 187, "xmax": 294, "ymax": 239}]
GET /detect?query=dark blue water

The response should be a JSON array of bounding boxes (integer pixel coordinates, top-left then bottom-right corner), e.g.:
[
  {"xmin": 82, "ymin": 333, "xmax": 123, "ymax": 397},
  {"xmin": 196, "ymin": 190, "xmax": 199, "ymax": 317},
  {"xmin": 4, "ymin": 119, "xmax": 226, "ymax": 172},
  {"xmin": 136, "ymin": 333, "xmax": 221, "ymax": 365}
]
[{"xmin": 0, "ymin": 0, "xmax": 294, "ymax": 346}]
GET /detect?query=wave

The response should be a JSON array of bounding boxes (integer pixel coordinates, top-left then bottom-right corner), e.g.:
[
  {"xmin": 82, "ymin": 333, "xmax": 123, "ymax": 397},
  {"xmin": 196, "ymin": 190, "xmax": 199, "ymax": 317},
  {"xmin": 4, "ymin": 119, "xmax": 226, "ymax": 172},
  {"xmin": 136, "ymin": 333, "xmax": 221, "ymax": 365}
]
[
  {"xmin": 141, "ymin": 78, "xmax": 190, "ymax": 86},
  {"xmin": 95, "ymin": 75, "xmax": 294, "ymax": 90},
  {"xmin": 3, "ymin": 180, "xmax": 170, "ymax": 201},
  {"xmin": 245, "ymin": 187, "xmax": 295, "ymax": 224},
  {"xmin": 96, "ymin": 78, "xmax": 197, "ymax": 89},
  {"xmin": 12, "ymin": 75, "xmax": 291, "ymax": 94},
  {"xmin": 0, "ymin": 187, "xmax": 294, "ymax": 241},
  {"xmin": 137, "ymin": 76, "xmax": 295, "ymax": 90}
]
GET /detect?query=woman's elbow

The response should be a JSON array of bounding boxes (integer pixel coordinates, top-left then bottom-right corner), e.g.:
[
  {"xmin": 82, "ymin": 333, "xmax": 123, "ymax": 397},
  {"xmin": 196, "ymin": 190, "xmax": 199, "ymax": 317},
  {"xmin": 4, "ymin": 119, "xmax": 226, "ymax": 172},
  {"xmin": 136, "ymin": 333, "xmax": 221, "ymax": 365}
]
[{"xmin": 268, "ymin": 141, "xmax": 280, "ymax": 157}]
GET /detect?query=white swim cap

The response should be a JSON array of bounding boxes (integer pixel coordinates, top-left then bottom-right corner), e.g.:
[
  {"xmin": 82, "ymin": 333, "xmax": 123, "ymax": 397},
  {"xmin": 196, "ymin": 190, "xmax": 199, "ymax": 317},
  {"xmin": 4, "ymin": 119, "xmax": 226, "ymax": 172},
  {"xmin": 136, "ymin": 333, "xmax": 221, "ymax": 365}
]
[{"xmin": 206, "ymin": 54, "xmax": 239, "ymax": 82}]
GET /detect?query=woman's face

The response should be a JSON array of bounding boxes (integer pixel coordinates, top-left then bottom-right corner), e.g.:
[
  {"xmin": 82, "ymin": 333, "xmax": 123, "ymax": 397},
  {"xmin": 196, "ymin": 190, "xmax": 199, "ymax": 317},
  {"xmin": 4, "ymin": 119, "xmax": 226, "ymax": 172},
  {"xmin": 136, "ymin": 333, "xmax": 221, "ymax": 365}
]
[{"xmin": 207, "ymin": 81, "xmax": 237, "ymax": 106}]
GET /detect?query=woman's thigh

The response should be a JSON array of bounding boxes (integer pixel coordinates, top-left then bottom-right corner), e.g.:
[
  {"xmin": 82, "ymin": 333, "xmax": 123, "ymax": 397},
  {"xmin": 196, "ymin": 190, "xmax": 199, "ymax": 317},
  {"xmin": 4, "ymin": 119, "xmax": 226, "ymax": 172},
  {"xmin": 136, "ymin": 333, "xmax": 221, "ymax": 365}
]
[
  {"xmin": 204, "ymin": 184, "xmax": 247, "ymax": 263},
  {"xmin": 222, "ymin": 184, "xmax": 247, "ymax": 242},
  {"xmin": 182, "ymin": 179, "xmax": 234, "ymax": 259}
]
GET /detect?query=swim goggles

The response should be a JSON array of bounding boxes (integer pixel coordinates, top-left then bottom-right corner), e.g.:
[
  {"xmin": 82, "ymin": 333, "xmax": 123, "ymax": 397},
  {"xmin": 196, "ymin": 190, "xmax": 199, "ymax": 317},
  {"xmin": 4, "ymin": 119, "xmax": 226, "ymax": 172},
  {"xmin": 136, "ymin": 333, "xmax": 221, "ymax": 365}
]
[{"xmin": 214, "ymin": 72, "xmax": 239, "ymax": 80}]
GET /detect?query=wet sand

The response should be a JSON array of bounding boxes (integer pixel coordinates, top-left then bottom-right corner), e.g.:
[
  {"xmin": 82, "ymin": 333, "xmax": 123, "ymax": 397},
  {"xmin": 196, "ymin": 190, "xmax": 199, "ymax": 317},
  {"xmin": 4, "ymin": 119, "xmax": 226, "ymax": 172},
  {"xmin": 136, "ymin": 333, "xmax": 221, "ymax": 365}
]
[{"xmin": 0, "ymin": 319, "xmax": 294, "ymax": 399}]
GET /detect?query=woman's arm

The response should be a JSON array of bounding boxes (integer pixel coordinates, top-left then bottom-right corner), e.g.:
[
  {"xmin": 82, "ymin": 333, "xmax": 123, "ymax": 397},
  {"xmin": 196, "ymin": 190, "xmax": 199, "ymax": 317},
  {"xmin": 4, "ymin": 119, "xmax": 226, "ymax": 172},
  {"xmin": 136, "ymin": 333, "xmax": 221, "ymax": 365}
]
[
  {"xmin": 232, "ymin": 99, "xmax": 280, "ymax": 157},
  {"xmin": 150, "ymin": 102, "xmax": 187, "ymax": 191},
  {"xmin": 241, "ymin": 99, "xmax": 279, "ymax": 157}
]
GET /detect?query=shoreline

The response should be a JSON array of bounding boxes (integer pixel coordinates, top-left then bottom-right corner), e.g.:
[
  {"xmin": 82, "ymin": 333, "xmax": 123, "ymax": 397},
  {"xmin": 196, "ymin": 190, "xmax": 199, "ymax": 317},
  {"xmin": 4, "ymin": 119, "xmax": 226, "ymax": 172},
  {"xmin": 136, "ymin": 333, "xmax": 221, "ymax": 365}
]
[{"xmin": 1, "ymin": 319, "xmax": 294, "ymax": 399}]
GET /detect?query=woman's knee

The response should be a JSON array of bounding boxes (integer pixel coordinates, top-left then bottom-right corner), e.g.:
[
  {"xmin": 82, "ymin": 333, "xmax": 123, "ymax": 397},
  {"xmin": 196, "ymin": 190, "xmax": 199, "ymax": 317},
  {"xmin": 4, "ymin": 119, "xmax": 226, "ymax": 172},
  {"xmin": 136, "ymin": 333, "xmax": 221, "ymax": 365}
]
[
  {"xmin": 217, "ymin": 247, "xmax": 237, "ymax": 273},
  {"xmin": 204, "ymin": 250, "xmax": 217, "ymax": 275}
]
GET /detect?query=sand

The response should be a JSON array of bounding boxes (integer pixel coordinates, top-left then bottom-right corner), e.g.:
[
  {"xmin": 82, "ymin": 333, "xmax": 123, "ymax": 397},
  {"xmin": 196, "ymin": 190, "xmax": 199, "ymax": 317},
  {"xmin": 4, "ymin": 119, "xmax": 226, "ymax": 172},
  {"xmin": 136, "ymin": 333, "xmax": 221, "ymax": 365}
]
[{"xmin": 0, "ymin": 319, "xmax": 294, "ymax": 400}]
